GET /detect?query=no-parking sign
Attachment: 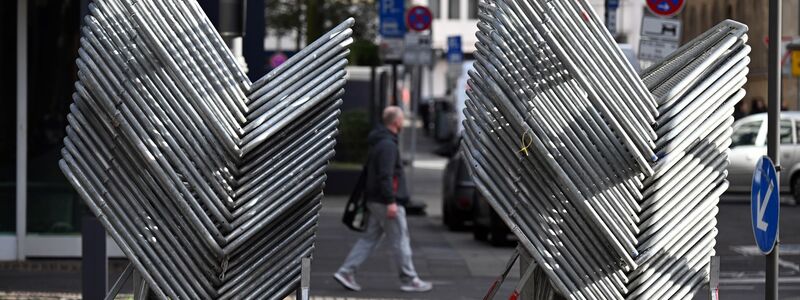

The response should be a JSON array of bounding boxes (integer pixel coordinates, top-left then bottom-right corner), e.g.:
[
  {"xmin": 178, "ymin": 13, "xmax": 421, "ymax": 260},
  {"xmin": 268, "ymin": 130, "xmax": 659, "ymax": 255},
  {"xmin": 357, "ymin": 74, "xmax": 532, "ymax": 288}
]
[
  {"xmin": 406, "ymin": 6, "xmax": 432, "ymax": 32},
  {"xmin": 646, "ymin": 0, "xmax": 685, "ymax": 18}
]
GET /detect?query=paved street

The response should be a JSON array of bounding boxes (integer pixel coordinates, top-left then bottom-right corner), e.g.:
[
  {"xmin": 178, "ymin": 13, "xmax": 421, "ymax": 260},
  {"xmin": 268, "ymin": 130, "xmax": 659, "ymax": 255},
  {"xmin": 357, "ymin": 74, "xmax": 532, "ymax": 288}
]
[
  {"xmin": 309, "ymin": 178, "xmax": 800, "ymax": 300},
  {"xmin": 308, "ymin": 132, "xmax": 800, "ymax": 299},
  {"xmin": 714, "ymin": 198, "xmax": 800, "ymax": 299},
  {"xmin": 310, "ymin": 197, "xmax": 518, "ymax": 300}
]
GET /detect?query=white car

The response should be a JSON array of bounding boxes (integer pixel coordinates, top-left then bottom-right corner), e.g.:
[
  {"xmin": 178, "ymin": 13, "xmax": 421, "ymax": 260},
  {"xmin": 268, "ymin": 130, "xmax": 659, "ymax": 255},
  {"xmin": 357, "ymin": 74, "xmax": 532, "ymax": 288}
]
[{"xmin": 728, "ymin": 112, "xmax": 800, "ymax": 205}]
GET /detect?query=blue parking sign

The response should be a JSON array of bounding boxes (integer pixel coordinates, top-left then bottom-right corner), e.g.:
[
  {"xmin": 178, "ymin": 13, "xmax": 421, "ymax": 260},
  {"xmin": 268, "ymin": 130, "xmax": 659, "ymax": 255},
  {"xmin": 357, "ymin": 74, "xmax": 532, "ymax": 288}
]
[
  {"xmin": 751, "ymin": 156, "xmax": 780, "ymax": 254},
  {"xmin": 379, "ymin": 0, "xmax": 406, "ymax": 38},
  {"xmin": 447, "ymin": 36, "xmax": 463, "ymax": 64}
]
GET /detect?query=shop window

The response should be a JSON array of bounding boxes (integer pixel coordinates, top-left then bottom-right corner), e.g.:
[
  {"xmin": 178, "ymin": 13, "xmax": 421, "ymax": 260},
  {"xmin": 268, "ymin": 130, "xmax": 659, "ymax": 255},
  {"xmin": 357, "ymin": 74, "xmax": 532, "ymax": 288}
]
[
  {"xmin": 26, "ymin": 0, "xmax": 82, "ymax": 234},
  {"xmin": 0, "ymin": 0, "xmax": 17, "ymax": 234}
]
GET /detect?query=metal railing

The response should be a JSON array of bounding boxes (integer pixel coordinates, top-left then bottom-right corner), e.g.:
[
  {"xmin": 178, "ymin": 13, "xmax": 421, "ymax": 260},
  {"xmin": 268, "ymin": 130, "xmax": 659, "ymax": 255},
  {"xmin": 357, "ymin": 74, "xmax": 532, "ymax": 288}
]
[
  {"xmin": 59, "ymin": 0, "xmax": 353, "ymax": 299},
  {"xmin": 464, "ymin": 0, "xmax": 749, "ymax": 299}
]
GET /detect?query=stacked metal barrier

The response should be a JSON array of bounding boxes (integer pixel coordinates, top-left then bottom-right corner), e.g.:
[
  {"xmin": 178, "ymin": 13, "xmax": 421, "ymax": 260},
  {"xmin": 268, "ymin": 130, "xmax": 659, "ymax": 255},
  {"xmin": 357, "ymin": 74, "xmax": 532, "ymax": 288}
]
[
  {"xmin": 59, "ymin": 0, "xmax": 353, "ymax": 299},
  {"xmin": 463, "ymin": 0, "xmax": 749, "ymax": 298}
]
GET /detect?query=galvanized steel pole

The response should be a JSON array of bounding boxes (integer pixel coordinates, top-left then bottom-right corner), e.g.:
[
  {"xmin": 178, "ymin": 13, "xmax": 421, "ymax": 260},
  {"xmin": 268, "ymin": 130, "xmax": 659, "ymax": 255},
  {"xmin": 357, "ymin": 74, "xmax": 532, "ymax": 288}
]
[{"xmin": 767, "ymin": 0, "xmax": 781, "ymax": 299}]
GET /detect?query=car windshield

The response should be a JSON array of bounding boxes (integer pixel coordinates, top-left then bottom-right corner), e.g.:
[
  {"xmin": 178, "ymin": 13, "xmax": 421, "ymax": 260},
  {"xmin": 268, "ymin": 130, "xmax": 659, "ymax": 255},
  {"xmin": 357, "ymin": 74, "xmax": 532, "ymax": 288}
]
[{"xmin": 731, "ymin": 120, "xmax": 762, "ymax": 147}]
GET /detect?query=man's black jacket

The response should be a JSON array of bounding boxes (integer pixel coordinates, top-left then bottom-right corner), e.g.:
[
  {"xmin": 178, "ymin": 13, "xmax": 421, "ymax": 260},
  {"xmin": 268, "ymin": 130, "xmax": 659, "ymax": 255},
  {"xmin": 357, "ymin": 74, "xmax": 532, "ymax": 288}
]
[{"xmin": 364, "ymin": 126, "xmax": 408, "ymax": 205}]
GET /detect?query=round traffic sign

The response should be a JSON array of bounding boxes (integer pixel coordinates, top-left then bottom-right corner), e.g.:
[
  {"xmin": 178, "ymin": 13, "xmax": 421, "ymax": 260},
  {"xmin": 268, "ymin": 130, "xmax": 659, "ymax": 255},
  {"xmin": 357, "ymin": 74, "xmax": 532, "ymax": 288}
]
[
  {"xmin": 751, "ymin": 156, "xmax": 780, "ymax": 254},
  {"xmin": 269, "ymin": 52, "xmax": 288, "ymax": 68},
  {"xmin": 406, "ymin": 6, "xmax": 433, "ymax": 32},
  {"xmin": 646, "ymin": 0, "xmax": 685, "ymax": 17}
]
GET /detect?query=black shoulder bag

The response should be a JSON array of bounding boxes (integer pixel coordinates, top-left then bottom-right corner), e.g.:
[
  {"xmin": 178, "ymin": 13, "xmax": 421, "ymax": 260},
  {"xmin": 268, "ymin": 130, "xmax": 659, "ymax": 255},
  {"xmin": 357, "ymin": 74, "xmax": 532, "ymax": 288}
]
[{"xmin": 342, "ymin": 162, "xmax": 369, "ymax": 232}]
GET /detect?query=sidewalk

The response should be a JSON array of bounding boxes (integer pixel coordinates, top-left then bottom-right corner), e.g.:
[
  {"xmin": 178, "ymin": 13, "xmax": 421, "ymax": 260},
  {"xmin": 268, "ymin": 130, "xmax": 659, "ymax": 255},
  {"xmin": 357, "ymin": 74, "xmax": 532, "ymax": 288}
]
[
  {"xmin": 310, "ymin": 130, "xmax": 521, "ymax": 299},
  {"xmin": 311, "ymin": 197, "xmax": 518, "ymax": 300}
]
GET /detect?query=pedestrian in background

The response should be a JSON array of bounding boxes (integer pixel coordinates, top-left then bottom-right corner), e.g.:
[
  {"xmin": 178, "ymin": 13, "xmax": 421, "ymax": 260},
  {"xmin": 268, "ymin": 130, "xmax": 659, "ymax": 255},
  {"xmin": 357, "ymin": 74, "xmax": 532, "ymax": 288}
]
[
  {"xmin": 333, "ymin": 106, "xmax": 433, "ymax": 293},
  {"xmin": 752, "ymin": 97, "xmax": 767, "ymax": 114}
]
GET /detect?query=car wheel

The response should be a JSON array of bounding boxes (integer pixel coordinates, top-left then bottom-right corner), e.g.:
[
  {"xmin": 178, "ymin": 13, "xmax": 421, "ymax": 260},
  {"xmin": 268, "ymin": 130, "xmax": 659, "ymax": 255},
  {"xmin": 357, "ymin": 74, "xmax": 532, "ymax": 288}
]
[
  {"xmin": 442, "ymin": 199, "xmax": 451, "ymax": 227},
  {"xmin": 792, "ymin": 176, "xmax": 800, "ymax": 206},
  {"xmin": 444, "ymin": 200, "xmax": 468, "ymax": 231},
  {"xmin": 489, "ymin": 211, "xmax": 510, "ymax": 246},
  {"xmin": 473, "ymin": 225, "xmax": 489, "ymax": 241}
]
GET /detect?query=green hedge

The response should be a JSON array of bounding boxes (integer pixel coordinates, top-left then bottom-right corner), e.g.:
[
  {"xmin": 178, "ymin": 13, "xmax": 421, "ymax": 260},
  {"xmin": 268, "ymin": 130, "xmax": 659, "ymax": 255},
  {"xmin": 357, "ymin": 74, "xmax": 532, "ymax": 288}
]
[{"xmin": 335, "ymin": 110, "xmax": 370, "ymax": 164}]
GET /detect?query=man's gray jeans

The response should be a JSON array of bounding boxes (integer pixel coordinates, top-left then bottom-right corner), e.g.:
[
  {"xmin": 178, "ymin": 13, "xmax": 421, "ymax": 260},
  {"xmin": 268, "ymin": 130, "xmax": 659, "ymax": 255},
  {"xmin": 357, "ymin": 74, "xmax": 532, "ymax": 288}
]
[{"xmin": 338, "ymin": 202, "xmax": 419, "ymax": 283}]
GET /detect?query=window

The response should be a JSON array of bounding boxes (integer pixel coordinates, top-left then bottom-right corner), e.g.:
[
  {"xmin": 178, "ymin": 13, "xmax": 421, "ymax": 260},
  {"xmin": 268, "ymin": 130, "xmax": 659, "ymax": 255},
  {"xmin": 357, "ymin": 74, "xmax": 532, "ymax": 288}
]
[
  {"xmin": 27, "ymin": 0, "xmax": 82, "ymax": 234},
  {"xmin": 781, "ymin": 120, "xmax": 793, "ymax": 144},
  {"xmin": 430, "ymin": 0, "xmax": 440, "ymax": 18},
  {"xmin": 731, "ymin": 120, "xmax": 761, "ymax": 147},
  {"xmin": 467, "ymin": 0, "xmax": 478, "ymax": 19},
  {"xmin": 795, "ymin": 120, "xmax": 800, "ymax": 144},
  {"xmin": 0, "ymin": 0, "xmax": 16, "ymax": 233},
  {"xmin": 448, "ymin": 0, "xmax": 460, "ymax": 20}
]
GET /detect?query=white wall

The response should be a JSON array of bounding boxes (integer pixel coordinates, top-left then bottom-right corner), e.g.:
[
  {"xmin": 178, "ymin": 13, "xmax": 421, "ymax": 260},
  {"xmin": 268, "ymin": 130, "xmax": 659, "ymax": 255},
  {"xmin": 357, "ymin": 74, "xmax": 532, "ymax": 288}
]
[
  {"xmin": 432, "ymin": 19, "xmax": 479, "ymax": 54},
  {"xmin": 423, "ymin": 60, "xmax": 450, "ymax": 99},
  {"xmin": 0, "ymin": 235, "xmax": 16, "ymax": 260},
  {"xmin": 263, "ymin": 29, "xmax": 304, "ymax": 52}
]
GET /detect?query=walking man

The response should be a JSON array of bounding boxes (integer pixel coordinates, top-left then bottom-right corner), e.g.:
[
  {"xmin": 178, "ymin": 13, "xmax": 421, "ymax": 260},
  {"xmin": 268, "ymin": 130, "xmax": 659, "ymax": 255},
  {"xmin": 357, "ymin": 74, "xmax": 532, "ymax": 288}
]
[{"xmin": 333, "ymin": 106, "xmax": 433, "ymax": 292}]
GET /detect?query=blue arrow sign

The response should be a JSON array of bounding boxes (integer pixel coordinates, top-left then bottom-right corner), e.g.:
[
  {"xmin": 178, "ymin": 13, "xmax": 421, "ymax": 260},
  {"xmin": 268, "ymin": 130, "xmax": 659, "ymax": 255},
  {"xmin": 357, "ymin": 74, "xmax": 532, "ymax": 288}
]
[{"xmin": 751, "ymin": 156, "xmax": 780, "ymax": 254}]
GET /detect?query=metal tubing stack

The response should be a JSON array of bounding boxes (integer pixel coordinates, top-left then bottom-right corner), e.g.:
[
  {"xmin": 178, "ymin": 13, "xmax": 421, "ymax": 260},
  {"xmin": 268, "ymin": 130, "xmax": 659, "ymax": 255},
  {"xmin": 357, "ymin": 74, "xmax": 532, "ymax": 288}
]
[
  {"xmin": 463, "ymin": 0, "xmax": 749, "ymax": 298},
  {"xmin": 59, "ymin": 0, "xmax": 353, "ymax": 299}
]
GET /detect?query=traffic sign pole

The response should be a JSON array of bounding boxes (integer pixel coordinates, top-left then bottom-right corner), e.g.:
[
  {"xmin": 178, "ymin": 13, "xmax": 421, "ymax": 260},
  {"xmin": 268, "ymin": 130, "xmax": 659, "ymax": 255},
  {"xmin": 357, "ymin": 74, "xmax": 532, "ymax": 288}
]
[
  {"xmin": 767, "ymin": 0, "xmax": 781, "ymax": 298},
  {"xmin": 403, "ymin": 5, "xmax": 432, "ymax": 204}
]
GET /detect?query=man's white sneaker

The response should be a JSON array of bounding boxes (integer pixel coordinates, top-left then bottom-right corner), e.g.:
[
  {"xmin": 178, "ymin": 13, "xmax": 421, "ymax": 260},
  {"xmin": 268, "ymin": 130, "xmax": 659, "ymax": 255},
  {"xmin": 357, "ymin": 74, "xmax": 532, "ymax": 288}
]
[
  {"xmin": 400, "ymin": 278, "xmax": 433, "ymax": 292},
  {"xmin": 333, "ymin": 272, "xmax": 362, "ymax": 291}
]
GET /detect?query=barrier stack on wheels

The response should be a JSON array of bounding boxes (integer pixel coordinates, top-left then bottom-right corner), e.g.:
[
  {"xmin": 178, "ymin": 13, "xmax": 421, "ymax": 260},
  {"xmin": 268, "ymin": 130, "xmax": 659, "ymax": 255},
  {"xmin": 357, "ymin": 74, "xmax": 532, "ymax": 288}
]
[
  {"xmin": 59, "ymin": 0, "xmax": 354, "ymax": 299},
  {"xmin": 463, "ymin": 0, "xmax": 749, "ymax": 299}
]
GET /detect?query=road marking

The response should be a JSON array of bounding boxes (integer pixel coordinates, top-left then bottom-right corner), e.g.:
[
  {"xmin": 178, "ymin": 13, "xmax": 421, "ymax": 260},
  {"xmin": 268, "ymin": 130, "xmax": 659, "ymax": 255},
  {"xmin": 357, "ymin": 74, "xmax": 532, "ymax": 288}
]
[
  {"xmin": 413, "ymin": 159, "xmax": 447, "ymax": 170},
  {"xmin": 731, "ymin": 245, "xmax": 800, "ymax": 256},
  {"xmin": 720, "ymin": 277, "xmax": 800, "ymax": 284},
  {"xmin": 731, "ymin": 245, "xmax": 800, "ymax": 273},
  {"xmin": 719, "ymin": 285, "xmax": 755, "ymax": 290}
]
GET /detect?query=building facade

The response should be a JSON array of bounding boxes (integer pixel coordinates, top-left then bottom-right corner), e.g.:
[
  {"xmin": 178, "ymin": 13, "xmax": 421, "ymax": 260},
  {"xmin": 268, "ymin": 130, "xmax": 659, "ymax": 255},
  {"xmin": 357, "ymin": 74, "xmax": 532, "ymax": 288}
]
[
  {"xmin": 681, "ymin": 0, "xmax": 800, "ymax": 110},
  {"xmin": 421, "ymin": 0, "xmax": 646, "ymax": 98},
  {"xmin": 2, "ymin": 0, "xmax": 263, "ymax": 261}
]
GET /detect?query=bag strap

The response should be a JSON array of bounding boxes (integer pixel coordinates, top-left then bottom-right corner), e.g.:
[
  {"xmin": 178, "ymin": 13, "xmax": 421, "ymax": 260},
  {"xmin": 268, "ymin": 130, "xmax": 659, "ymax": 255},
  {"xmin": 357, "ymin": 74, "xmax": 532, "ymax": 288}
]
[{"xmin": 348, "ymin": 159, "xmax": 369, "ymax": 205}]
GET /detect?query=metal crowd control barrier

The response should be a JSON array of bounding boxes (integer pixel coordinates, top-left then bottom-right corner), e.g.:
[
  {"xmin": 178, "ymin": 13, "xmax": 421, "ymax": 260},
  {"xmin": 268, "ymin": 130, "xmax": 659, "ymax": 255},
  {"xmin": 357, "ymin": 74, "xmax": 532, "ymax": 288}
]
[
  {"xmin": 59, "ymin": 0, "xmax": 353, "ymax": 299},
  {"xmin": 463, "ymin": 0, "xmax": 750, "ymax": 298}
]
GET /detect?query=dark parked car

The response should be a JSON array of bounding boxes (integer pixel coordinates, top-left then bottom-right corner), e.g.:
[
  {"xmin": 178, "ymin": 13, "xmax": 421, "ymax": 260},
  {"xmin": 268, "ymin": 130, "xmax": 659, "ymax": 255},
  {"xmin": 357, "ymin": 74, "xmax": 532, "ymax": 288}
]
[
  {"xmin": 471, "ymin": 191, "xmax": 513, "ymax": 246},
  {"xmin": 441, "ymin": 149, "xmax": 476, "ymax": 230},
  {"xmin": 440, "ymin": 143, "xmax": 512, "ymax": 245}
]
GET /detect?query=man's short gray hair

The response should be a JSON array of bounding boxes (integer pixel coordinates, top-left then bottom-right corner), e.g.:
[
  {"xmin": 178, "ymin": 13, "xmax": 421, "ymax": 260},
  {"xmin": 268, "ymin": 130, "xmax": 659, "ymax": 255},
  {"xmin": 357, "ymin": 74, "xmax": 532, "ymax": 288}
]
[{"xmin": 382, "ymin": 106, "xmax": 404, "ymax": 125}]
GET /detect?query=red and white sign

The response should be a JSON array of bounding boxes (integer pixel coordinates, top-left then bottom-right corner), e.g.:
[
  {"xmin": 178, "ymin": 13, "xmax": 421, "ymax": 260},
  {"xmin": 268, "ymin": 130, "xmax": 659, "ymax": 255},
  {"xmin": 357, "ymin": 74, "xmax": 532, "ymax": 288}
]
[
  {"xmin": 646, "ymin": 0, "xmax": 685, "ymax": 18},
  {"xmin": 406, "ymin": 6, "xmax": 432, "ymax": 32}
]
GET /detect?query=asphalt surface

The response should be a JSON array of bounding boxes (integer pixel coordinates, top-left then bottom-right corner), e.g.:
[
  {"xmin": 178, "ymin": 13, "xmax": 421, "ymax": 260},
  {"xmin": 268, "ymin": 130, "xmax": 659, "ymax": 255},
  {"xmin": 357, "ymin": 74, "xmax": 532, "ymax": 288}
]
[
  {"xmin": 713, "ymin": 197, "xmax": 800, "ymax": 299},
  {"xmin": 309, "ymin": 131, "xmax": 800, "ymax": 300}
]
